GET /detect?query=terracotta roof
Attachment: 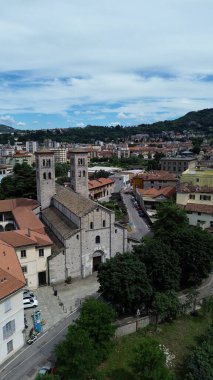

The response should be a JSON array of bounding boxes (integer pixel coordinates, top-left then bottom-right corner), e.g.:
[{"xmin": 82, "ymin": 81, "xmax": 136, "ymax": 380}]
[
  {"xmin": 12, "ymin": 206, "xmax": 45, "ymax": 232},
  {"xmin": 139, "ymin": 186, "xmax": 176, "ymax": 198},
  {"xmin": 0, "ymin": 231, "xmax": 36, "ymax": 247},
  {"xmin": 53, "ymin": 184, "xmax": 96, "ymax": 217},
  {"xmin": 0, "ymin": 228, "xmax": 52, "ymax": 248},
  {"xmin": 0, "ymin": 240, "xmax": 25, "ymax": 300},
  {"xmin": 42, "ymin": 206, "xmax": 79, "ymax": 239},
  {"xmin": 184, "ymin": 203, "xmax": 213, "ymax": 214},
  {"xmin": 88, "ymin": 177, "xmax": 114, "ymax": 190},
  {"xmin": 0, "ymin": 198, "xmax": 39, "ymax": 213},
  {"xmin": 134, "ymin": 170, "xmax": 177, "ymax": 181},
  {"xmin": 178, "ymin": 182, "xmax": 213, "ymax": 194}
]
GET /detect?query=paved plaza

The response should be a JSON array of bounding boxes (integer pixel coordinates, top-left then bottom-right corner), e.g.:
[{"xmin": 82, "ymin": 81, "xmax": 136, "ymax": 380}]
[{"xmin": 24, "ymin": 273, "xmax": 99, "ymax": 337}]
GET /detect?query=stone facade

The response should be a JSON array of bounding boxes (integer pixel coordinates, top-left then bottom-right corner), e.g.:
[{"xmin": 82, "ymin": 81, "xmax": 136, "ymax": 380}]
[
  {"xmin": 35, "ymin": 151, "xmax": 56, "ymax": 210},
  {"xmin": 36, "ymin": 151, "xmax": 128, "ymax": 284},
  {"xmin": 70, "ymin": 149, "xmax": 89, "ymax": 198}
]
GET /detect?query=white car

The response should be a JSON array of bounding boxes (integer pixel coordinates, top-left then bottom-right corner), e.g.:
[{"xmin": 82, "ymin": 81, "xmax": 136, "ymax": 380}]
[
  {"xmin": 23, "ymin": 289, "xmax": 37, "ymax": 302},
  {"xmin": 23, "ymin": 298, "xmax": 38, "ymax": 309}
]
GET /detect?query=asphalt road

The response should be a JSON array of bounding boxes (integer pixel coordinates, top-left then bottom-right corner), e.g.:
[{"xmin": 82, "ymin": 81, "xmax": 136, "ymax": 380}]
[
  {"xmin": 0, "ymin": 309, "xmax": 80, "ymax": 380},
  {"xmin": 122, "ymin": 193, "xmax": 151, "ymax": 240}
]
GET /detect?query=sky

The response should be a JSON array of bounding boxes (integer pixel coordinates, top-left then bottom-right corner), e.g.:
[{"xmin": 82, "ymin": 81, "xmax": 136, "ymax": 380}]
[{"xmin": 0, "ymin": 0, "xmax": 212, "ymax": 130}]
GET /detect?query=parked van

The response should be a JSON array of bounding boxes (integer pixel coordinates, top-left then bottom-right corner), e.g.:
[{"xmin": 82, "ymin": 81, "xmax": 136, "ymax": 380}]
[{"xmin": 23, "ymin": 298, "xmax": 38, "ymax": 309}]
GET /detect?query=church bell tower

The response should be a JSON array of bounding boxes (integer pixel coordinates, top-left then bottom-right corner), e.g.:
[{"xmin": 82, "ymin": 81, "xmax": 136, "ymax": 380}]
[
  {"xmin": 35, "ymin": 151, "xmax": 56, "ymax": 210},
  {"xmin": 70, "ymin": 149, "xmax": 89, "ymax": 198}
]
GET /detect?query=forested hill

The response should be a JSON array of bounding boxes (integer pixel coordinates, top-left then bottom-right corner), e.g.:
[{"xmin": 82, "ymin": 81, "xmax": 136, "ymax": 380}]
[
  {"xmin": 1, "ymin": 108, "xmax": 213, "ymax": 144},
  {"xmin": 0, "ymin": 124, "xmax": 16, "ymax": 133}
]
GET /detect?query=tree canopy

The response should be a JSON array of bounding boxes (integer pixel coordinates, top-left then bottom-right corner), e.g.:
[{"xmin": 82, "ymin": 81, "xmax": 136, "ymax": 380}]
[
  {"xmin": 98, "ymin": 252, "xmax": 152, "ymax": 313},
  {"xmin": 134, "ymin": 238, "xmax": 181, "ymax": 292},
  {"xmin": 0, "ymin": 162, "xmax": 37, "ymax": 199}
]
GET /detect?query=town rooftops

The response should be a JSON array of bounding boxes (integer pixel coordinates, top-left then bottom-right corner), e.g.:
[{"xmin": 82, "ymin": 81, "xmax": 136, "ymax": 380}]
[
  {"xmin": 134, "ymin": 170, "xmax": 177, "ymax": 181},
  {"xmin": 178, "ymin": 182, "xmax": 213, "ymax": 193},
  {"xmin": 138, "ymin": 186, "xmax": 176, "ymax": 198},
  {"xmin": 53, "ymin": 184, "xmax": 97, "ymax": 217},
  {"xmin": 0, "ymin": 198, "xmax": 39, "ymax": 213},
  {"xmin": 0, "ymin": 240, "xmax": 25, "ymax": 300},
  {"xmin": 69, "ymin": 148, "xmax": 89, "ymax": 154}
]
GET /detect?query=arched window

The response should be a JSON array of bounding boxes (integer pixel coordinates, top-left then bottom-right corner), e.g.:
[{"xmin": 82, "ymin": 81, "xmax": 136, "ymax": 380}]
[
  {"xmin": 90, "ymin": 222, "xmax": 94, "ymax": 229},
  {"xmin": 78, "ymin": 171, "xmax": 81, "ymax": 177},
  {"xmin": 43, "ymin": 159, "xmax": 45, "ymax": 167},
  {"xmin": 95, "ymin": 235, "xmax": 100, "ymax": 244},
  {"xmin": 83, "ymin": 170, "xmax": 86, "ymax": 177},
  {"xmin": 43, "ymin": 173, "xmax": 46, "ymax": 180},
  {"xmin": 48, "ymin": 172, "xmax": 51, "ymax": 179},
  {"xmin": 102, "ymin": 220, "xmax": 106, "ymax": 227}
]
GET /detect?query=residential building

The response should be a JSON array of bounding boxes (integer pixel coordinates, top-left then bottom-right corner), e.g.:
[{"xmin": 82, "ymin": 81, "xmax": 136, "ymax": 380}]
[
  {"xmin": 132, "ymin": 171, "xmax": 177, "ymax": 191},
  {"xmin": 0, "ymin": 198, "xmax": 52, "ymax": 288},
  {"xmin": 0, "ymin": 241, "xmax": 25, "ymax": 364},
  {"xmin": 26, "ymin": 141, "xmax": 39, "ymax": 154},
  {"xmin": 176, "ymin": 182, "xmax": 213, "ymax": 231},
  {"xmin": 89, "ymin": 178, "xmax": 115, "ymax": 200},
  {"xmin": 160, "ymin": 157, "xmax": 197, "ymax": 175},
  {"xmin": 180, "ymin": 167, "xmax": 213, "ymax": 187}
]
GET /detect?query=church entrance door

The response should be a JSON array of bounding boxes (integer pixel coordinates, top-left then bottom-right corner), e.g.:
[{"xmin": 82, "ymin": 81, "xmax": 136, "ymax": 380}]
[{"xmin": 93, "ymin": 256, "xmax": 102, "ymax": 272}]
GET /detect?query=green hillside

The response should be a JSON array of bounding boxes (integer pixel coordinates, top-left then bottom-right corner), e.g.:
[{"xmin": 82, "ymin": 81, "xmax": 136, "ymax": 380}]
[{"xmin": 0, "ymin": 124, "xmax": 16, "ymax": 133}]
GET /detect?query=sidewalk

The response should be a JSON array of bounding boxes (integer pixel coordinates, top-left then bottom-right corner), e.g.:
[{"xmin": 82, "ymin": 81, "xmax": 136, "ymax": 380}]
[{"xmin": 24, "ymin": 273, "xmax": 99, "ymax": 335}]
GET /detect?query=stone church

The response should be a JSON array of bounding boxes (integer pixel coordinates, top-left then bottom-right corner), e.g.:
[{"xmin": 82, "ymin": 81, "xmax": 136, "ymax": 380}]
[{"xmin": 35, "ymin": 149, "xmax": 128, "ymax": 284}]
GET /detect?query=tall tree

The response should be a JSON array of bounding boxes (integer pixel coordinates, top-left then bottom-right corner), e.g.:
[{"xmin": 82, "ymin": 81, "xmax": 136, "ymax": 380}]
[
  {"xmin": 76, "ymin": 298, "xmax": 116, "ymax": 361},
  {"xmin": 153, "ymin": 291, "xmax": 182, "ymax": 324},
  {"xmin": 172, "ymin": 227, "xmax": 213, "ymax": 288},
  {"xmin": 152, "ymin": 202, "xmax": 188, "ymax": 242},
  {"xmin": 134, "ymin": 238, "xmax": 181, "ymax": 292},
  {"xmin": 55, "ymin": 325, "xmax": 98, "ymax": 380},
  {"xmin": 98, "ymin": 253, "xmax": 152, "ymax": 313}
]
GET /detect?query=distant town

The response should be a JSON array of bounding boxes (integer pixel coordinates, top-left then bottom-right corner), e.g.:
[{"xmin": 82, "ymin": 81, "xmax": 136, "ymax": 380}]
[{"xmin": 0, "ymin": 108, "xmax": 213, "ymax": 379}]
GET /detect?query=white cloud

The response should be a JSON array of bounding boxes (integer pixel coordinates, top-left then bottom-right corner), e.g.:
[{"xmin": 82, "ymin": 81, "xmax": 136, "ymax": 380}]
[
  {"xmin": 76, "ymin": 122, "xmax": 85, "ymax": 128},
  {"xmin": 0, "ymin": 1, "xmax": 212, "ymax": 125}
]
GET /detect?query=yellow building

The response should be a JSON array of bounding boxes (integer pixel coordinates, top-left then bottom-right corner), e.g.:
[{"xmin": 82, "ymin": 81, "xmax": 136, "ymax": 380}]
[{"xmin": 180, "ymin": 168, "xmax": 213, "ymax": 187}]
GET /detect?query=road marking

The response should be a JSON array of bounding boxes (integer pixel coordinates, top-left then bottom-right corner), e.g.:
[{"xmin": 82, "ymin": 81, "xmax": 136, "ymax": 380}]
[{"xmin": 0, "ymin": 310, "xmax": 78, "ymax": 379}]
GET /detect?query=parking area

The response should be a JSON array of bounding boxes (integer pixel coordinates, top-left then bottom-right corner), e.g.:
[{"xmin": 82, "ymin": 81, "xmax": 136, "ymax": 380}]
[{"xmin": 23, "ymin": 274, "xmax": 99, "ymax": 341}]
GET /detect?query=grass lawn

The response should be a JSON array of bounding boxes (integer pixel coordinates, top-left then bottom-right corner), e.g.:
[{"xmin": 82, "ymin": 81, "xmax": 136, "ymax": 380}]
[{"xmin": 100, "ymin": 313, "xmax": 212, "ymax": 379}]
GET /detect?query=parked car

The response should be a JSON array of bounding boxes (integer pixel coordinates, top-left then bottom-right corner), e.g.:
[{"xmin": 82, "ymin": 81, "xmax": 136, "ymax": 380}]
[
  {"xmin": 23, "ymin": 289, "xmax": 37, "ymax": 301},
  {"xmin": 138, "ymin": 211, "xmax": 145, "ymax": 217},
  {"xmin": 23, "ymin": 298, "xmax": 38, "ymax": 309}
]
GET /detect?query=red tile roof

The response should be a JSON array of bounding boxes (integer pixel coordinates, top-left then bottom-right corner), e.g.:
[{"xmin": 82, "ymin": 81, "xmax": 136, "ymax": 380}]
[
  {"xmin": 0, "ymin": 240, "xmax": 25, "ymax": 300},
  {"xmin": 139, "ymin": 186, "xmax": 176, "ymax": 198},
  {"xmin": 184, "ymin": 203, "xmax": 213, "ymax": 214},
  {"xmin": 134, "ymin": 170, "xmax": 177, "ymax": 181},
  {"xmin": 88, "ymin": 177, "xmax": 114, "ymax": 190},
  {"xmin": 0, "ymin": 198, "xmax": 39, "ymax": 213},
  {"xmin": 0, "ymin": 229, "xmax": 52, "ymax": 248}
]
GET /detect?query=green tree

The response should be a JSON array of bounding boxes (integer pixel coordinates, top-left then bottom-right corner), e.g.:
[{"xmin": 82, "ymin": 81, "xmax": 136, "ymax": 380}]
[
  {"xmin": 0, "ymin": 162, "xmax": 37, "ymax": 199},
  {"xmin": 153, "ymin": 291, "xmax": 182, "ymax": 323},
  {"xmin": 130, "ymin": 337, "xmax": 175, "ymax": 380},
  {"xmin": 55, "ymin": 163, "xmax": 69, "ymax": 177},
  {"xmin": 172, "ymin": 227, "xmax": 213, "ymax": 288},
  {"xmin": 76, "ymin": 298, "xmax": 116, "ymax": 361},
  {"xmin": 98, "ymin": 253, "xmax": 152, "ymax": 313},
  {"xmin": 152, "ymin": 201, "xmax": 188, "ymax": 242},
  {"xmin": 134, "ymin": 238, "xmax": 181, "ymax": 292},
  {"xmin": 55, "ymin": 325, "xmax": 98, "ymax": 380},
  {"xmin": 183, "ymin": 328, "xmax": 213, "ymax": 380}
]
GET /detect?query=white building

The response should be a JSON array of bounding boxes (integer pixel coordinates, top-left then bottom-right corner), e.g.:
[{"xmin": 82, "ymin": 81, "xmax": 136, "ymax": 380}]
[{"xmin": 0, "ymin": 241, "xmax": 25, "ymax": 364}]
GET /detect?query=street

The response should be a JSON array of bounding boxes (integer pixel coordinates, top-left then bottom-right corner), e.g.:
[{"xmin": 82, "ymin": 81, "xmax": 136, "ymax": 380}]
[
  {"xmin": 0, "ymin": 310, "xmax": 80, "ymax": 380},
  {"xmin": 122, "ymin": 193, "xmax": 151, "ymax": 240}
]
